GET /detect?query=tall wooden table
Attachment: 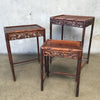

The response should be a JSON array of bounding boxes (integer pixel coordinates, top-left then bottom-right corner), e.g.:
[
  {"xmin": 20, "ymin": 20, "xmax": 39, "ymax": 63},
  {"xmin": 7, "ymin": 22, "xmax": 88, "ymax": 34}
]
[
  {"xmin": 4, "ymin": 24, "xmax": 45, "ymax": 81},
  {"xmin": 50, "ymin": 15, "xmax": 95, "ymax": 64}
]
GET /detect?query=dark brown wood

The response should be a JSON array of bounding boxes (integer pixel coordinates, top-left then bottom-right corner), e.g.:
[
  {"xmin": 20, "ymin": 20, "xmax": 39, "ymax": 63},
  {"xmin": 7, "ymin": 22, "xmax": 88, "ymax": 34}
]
[
  {"xmin": 50, "ymin": 14, "xmax": 95, "ymax": 65},
  {"xmin": 76, "ymin": 52, "xmax": 82, "ymax": 97},
  {"xmin": 50, "ymin": 15, "xmax": 94, "ymax": 28},
  {"xmin": 4, "ymin": 24, "xmax": 45, "ymax": 81},
  {"xmin": 37, "ymin": 37, "xmax": 40, "ymax": 62},
  {"xmin": 13, "ymin": 58, "xmax": 38, "ymax": 64},
  {"xmin": 41, "ymin": 39, "xmax": 82, "ymax": 97},
  {"xmin": 47, "ymin": 14, "xmax": 95, "ymax": 97},
  {"xmin": 50, "ymin": 22, "xmax": 52, "ymax": 64},
  {"xmin": 50, "ymin": 22, "xmax": 52, "ymax": 39},
  {"xmin": 5, "ymin": 37, "xmax": 16, "ymax": 81},
  {"xmin": 50, "ymin": 71, "xmax": 76, "ymax": 77},
  {"xmin": 81, "ymin": 27, "xmax": 86, "ymax": 47},
  {"xmin": 87, "ymin": 19, "xmax": 95, "ymax": 64},
  {"xmin": 47, "ymin": 56, "xmax": 49, "ymax": 77},
  {"xmin": 61, "ymin": 25, "xmax": 64, "ymax": 40},
  {"xmin": 44, "ymin": 56, "xmax": 47, "ymax": 73},
  {"xmin": 41, "ymin": 49, "xmax": 43, "ymax": 91}
]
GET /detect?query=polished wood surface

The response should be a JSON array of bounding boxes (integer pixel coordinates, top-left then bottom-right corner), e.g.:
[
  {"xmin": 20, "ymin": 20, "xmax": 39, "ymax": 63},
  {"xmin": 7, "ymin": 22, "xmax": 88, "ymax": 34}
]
[
  {"xmin": 4, "ymin": 24, "xmax": 45, "ymax": 41},
  {"xmin": 41, "ymin": 39, "xmax": 82, "ymax": 51},
  {"xmin": 50, "ymin": 14, "xmax": 95, "ymax": 63},
  {"xmin": 4, "ymin": 24, "xmax": 45, "ymax": 81},
  {"xmin": 42, "ymin": 14, "xmax": 95, "ymax": 97},
  {"xmin": 4, "ymin": 24, "xmax": 44, "ymax": 33},
  {"xmin": 50, "ymin": 14, "xmax": 94, "ymax": 27},
  {"xmin": 41, "ymin": 39, "xmax": 82, "ymax": 97}
]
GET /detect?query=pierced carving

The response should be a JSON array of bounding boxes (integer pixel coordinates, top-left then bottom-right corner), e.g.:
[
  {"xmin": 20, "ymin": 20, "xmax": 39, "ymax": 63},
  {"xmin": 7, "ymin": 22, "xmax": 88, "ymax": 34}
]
[
  {"xmin": 43, "ymin": 49, "xmax": 78, "ymax": 59},
  {"xmin": 8, "ymin": 31, "xmax": 43, "ymax": 40},
  {"xmin": 51, "ymin": 19, "xmax": 83, "ymax": 28}
]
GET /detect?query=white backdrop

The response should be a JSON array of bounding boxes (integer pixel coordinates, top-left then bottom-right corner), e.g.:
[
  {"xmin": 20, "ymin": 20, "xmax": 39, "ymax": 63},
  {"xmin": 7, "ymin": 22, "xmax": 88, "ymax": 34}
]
[{"xmin": 0, "ymin": 0, "xmax": 100, "ymax": 54}]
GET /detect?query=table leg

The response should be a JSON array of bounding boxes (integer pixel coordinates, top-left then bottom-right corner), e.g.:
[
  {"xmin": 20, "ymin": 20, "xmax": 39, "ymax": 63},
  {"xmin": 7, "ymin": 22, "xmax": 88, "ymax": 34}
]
[
  {"xmin": 41, "ymin": 50, "xmax": 44, "ymax": 91},
  {"xmin": 87, "ymin": 23, "xmax": 94, "ymax": 64},
  {"xmin": 82, "ymin": 27, "xmax": 86, "ymax": 47},
  {"xmin": 47, "ymin": 56, "xmax": 49, "ymax": 77},
  {"xmin": 50, "ymin": 22, "xmax": 52, "ymax": 63},
  {"xmin": 50, "ymin": 22, "xmax": 52, "ymax": 39},
  {"xmin": 37, "ymin": 37, "xmax": 40, "ymax": 62},
  {"xmin": 61, "ymin": 25, "xmax": 64, "ymax": 40},
  {"xmin": 6, "ymin": 39, "xmax": 16, "ymax": 81},
  {"xmin": 44, "ymin": 56, "xmax": 47, "ymax": 73},
  {"xmin": 76, "ymin": 57, "xmax": 79, "ymax": 81},
  {"xmin": 76, "ymin": 52, "xmax": 82, "ymax": 97}
]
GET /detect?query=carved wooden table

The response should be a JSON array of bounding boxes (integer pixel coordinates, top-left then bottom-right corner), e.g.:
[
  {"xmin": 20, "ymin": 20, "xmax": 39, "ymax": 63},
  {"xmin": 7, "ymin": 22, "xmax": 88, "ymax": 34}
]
[
  {"xmin": 40, "ymin": 15, "xmax": 95, "ymax": 97},
  {"xmin": 50, "ymin": 15, "xmax": 95, "ymax": 64},
  {"xmin": 41, "ymin": 39, "xmax": 82, "ymax": 97},
  {"xmin": 4, "ymin": 24, "xmax": 45, "ymax": 81}
]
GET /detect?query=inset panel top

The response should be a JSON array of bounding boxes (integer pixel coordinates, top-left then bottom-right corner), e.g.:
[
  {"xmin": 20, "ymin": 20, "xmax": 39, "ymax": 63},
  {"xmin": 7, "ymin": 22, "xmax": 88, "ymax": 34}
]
[
  {"xmin": 4, "ymin": 24, "xmax": 45, "ymax": 34},
  {"xmin": 50, "ymin": 15, "xmax": 95, "ymax": 27}
]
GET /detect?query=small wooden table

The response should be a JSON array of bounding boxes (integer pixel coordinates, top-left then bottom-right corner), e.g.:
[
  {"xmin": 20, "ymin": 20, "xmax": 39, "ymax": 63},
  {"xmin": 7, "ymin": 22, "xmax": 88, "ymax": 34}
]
[
  {"xmin": 4, "ymin": 24, "xmax": 45, "ymax": 81},
  {"xmin": 41, "ymin": 39, "xmax": 82, "ymax": 97},
  {"xmin": 50, "ymin": 15, "xmax": 95, "ymax": 64}
]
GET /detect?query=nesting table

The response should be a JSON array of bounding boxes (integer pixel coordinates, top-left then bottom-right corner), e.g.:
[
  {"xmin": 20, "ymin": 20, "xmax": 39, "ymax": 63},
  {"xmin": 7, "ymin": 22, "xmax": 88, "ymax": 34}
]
[
  {"xmin": 50, "ymin": 14, "xmax": 95, "ymax": 64},
  {"xmin": 40, "ymin": 15, "xmax": 95, "ymax": 97},
  {"xmin": 41, "ymin": 39, "xmax": 82, "ymax": 97},
  {"xmin": 4, "ymin": 24, "xmax": 45, "ymax": 81}
]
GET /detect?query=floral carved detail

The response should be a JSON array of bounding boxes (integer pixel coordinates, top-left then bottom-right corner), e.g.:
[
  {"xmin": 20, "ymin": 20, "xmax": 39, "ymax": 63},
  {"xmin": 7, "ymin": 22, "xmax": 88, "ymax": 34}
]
[
  {"xmin": 43, "ymin": 50, "xmax": 78, "ymax": 59},
  {"xmin": 8, "ymin": 31, "xmax": 43, "ymax": 40},
  {"xmin": 51, "ymin": 19, "xmax": 84, "ymax": 28}
]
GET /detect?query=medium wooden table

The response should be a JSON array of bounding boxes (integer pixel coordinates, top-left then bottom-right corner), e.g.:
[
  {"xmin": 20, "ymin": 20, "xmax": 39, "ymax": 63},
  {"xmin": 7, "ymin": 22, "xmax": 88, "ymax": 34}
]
[
  {"xmin": 50, "ymin": 15, "xmax": 95, "ymax": 64},
  {"xmin": 4, "ymin": 24, "xmax": 45, "ymax": 81},
  {"xmin": 41, "ymin": 39, "xmax": 82, "ymax": 97}
]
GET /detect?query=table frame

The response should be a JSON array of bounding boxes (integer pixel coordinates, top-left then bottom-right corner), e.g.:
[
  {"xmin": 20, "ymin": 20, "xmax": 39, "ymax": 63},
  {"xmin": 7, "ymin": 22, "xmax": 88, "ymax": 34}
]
[
  {"xmin": 50, "ymin": 15, "xmax": 95, "ymax": 65},
  {"xmin": 4, "ymin": 24, "xmax": 45, "ymax": 81}
]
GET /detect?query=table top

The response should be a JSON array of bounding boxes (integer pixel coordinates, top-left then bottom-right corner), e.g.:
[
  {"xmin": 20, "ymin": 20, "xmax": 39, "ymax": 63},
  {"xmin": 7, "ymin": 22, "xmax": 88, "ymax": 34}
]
[
  {"xmin": 41, "ymin": 39, "xmax": 82, "ymax": 51},
  {"xmin": 4, "ymin": 24, "xmax": 45, "ymax": 34},
  {"xmin": 50, "ymin": 15, "xmax": 94, "ymax": 27},
  {"xmin": 50, "ymin": 15, "xmax": 94, "ymax": 22}
]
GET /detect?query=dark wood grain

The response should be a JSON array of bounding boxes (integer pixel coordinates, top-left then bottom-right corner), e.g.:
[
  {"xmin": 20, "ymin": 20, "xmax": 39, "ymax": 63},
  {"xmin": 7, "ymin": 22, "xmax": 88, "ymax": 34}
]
[
  {"xmin": 41, "ymin": 39, "xmax": 83, "ymax": 97},
  {"xmin": 4, "ymin": 24, "xmax": 45, "ymax": 81},
  {"xmin": 46, "ymin": 14, "xmax": 95, "ymax": 97}
]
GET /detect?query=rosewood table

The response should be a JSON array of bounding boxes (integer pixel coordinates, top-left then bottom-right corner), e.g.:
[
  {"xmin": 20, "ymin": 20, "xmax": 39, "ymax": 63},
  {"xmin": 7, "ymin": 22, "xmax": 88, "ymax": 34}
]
[
  {"xmin": 4, "ymin": 24, "xmax": 45, "ymax": 81},
  {"xmin": 41, "ymin": 39, "xmax": 82, "ymax": 97},
  {"xmin": 40, "ymin": 15, "xmax": 95, "ymax": 97},
  {"xmin": 50, "ymin": 15, "xmax": 95, "ymax": 64}
]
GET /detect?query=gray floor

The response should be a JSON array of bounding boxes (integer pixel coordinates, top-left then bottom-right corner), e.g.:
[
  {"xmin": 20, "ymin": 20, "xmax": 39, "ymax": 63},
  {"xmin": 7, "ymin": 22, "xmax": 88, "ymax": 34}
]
[{"xmin": 0, "ymin": 54, "xmax": 100, "ymax": 100}]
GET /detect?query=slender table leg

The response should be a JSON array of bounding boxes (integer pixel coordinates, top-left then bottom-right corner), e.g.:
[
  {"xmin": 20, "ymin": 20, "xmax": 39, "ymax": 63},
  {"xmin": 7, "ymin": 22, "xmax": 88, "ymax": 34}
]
[
  {"xmin": 47, "ymin": 56, "xmax": 49, "ymax": 77},
  {"xmin": 76, "ymin": 52, "xmax": 82, "ymax": 97},
  {"xmin": 87, "ymin": 23, "xmax": 94, "ymax": 64},
  {"xmin": 5, "ymin": 38, "xmax": 16, "ymax": 81},
  {"xmin": 82, "ymin": 27, "xmax": 86, "ymax": 47},
  {"xmin": 37, "ymin": 37, "xmax": 40, "ymax": 62},
  {"xmin": 50, "ymin": 22, "xmax": 52, "ymax": 63},
  {"xmin": 50, "ymin": 22, "xmax": 52, "ymax": 39},
  {"xmin": 76, "ymin": 57, "xmax": 79, "ymax": 81},
  {"xmin": 41, "ymin": 49, "xmax": 44, "ymax": 91},
  {"xmin": 44, "ymin": 56, "xmax": 47, "ymax": 73},
  {"xmin": 43, "ymin": 30, "xmax": 47, "ymax": 73},
  {"xmin": 61, "ymin": 25, "xmax": 64, "ymax": 40}
]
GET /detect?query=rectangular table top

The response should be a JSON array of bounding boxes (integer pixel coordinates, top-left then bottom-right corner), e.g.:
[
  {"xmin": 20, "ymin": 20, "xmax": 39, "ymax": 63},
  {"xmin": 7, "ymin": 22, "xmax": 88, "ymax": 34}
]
[
  {"xmin": 50, "ymin": 15, "xmax": 94, "ymax": 22},
  {"xmin": 4, "ymin": 24, "xmax": 45, "ymax": 34},
  {"xmin": 41, "ymin": 39, "xmax": 82, "ymax": 51},
  {"xmin": 50, "ymin": 15, "xmax": 94, "ymax": 27}
]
